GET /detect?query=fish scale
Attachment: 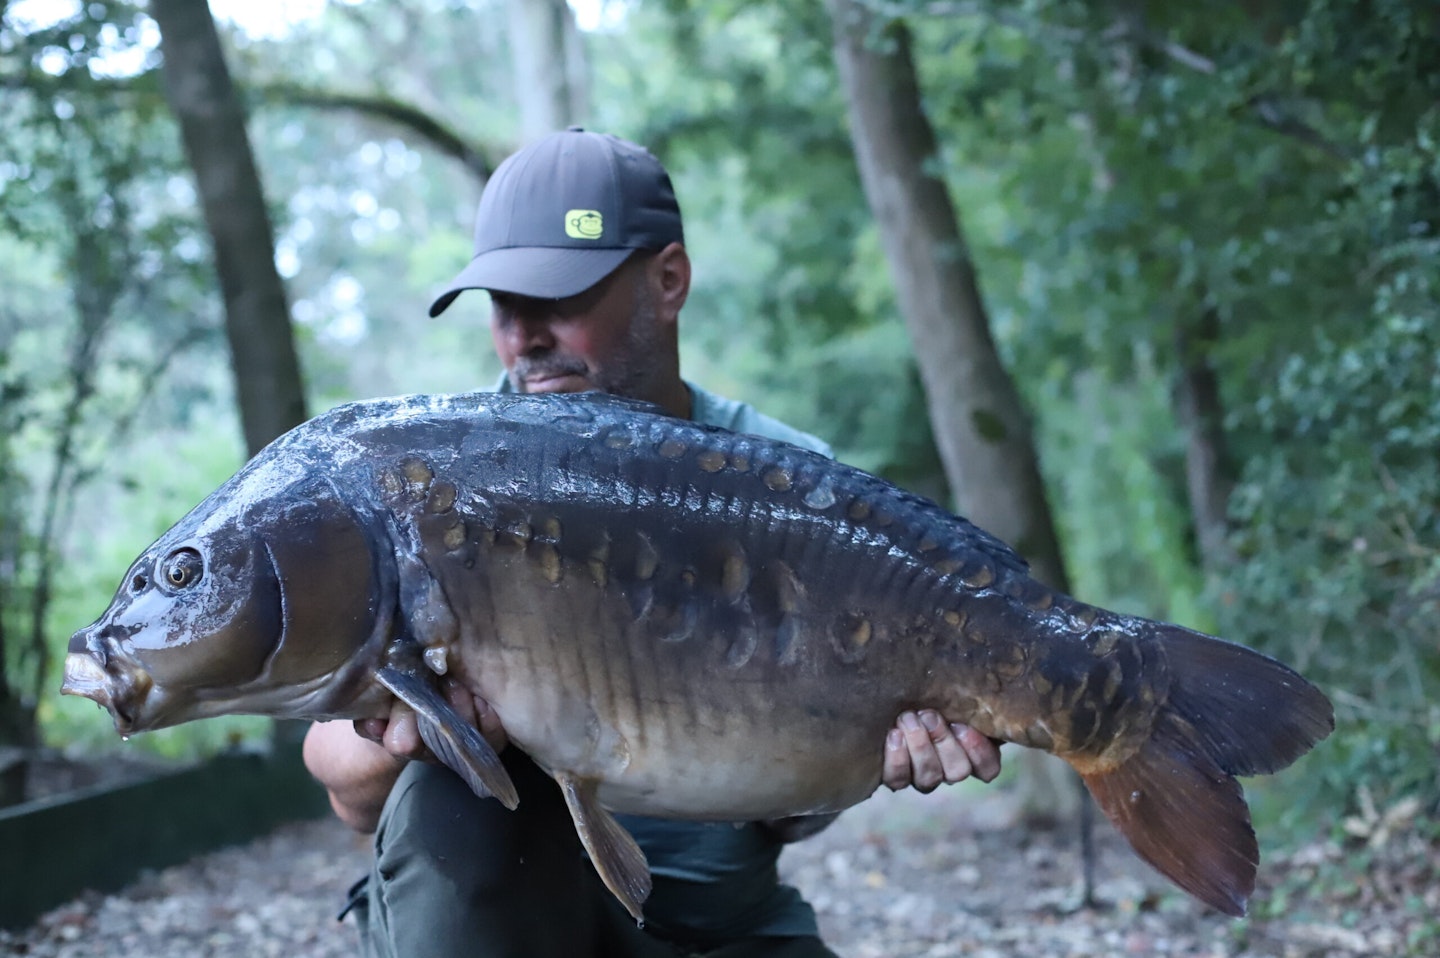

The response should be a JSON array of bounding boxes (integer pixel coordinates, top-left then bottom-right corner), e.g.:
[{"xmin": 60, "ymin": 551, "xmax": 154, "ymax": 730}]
[{"xmin": 63, "ymin": 391, "xmax": 1332, "ymax": 925}]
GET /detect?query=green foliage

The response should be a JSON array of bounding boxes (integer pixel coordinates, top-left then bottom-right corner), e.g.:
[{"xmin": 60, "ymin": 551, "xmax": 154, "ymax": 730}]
[
  {"xmin": 586, "ymin": 1, "xmax": 950, "ymax": 491},
  {"xmin": 1219, "ymin": 313, "xmax": 1440, "ymax": 813},
  {"xmin": 893, "ymin": 0, "xmax": 1439, "ymax": 817},
  {"xmin": 0, "ymin": 0, "xmax": 242, "ymax": 754},
  {"xmin": 1039, "ymin": 368, "xmax": 1207, "ymax": 627}
]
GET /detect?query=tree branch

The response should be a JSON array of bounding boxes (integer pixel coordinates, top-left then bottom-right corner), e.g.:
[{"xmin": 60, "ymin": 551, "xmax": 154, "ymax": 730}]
[
  {"xmin": 254, "ymin": 83, "xmax": 500, "ymax": 184},
  {"xmin": 885, "ymin": 0, "xmax": 1357, "ymax": 163}
]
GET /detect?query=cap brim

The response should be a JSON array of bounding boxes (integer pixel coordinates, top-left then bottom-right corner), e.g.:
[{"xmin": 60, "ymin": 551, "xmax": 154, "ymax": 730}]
[{"xmin": 428, "ymin": 247, "xmax": 636, "ymax": 317}]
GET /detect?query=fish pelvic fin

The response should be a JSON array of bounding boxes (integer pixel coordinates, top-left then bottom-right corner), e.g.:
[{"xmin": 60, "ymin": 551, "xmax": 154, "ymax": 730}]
[
  {"xmin": 556, "ymin": 771, "xmax": 652, "ymax": 924},
  {"xmin": 374, "ymin": 666, "xmax": 519, "ymax": 810},
  {"xmin": 1074, "ymin": 626, "xmax": 1334, "ymax": 917}
]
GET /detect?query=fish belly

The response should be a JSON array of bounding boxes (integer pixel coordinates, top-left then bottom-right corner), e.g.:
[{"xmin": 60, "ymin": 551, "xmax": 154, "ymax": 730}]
[{"xmin": 445, "ymin": 553, "xmax": 914, "ymax": 821}]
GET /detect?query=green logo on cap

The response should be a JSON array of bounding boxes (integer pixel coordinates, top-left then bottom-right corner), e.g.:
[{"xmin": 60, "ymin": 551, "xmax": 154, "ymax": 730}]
[{"xmin": 565, "ymin": 209, "xmax": 604, "ymax": 240}]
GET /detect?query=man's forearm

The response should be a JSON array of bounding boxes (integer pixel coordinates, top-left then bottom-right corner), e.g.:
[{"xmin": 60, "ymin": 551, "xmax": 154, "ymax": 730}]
[{"xmin": 303, "ymin": 720, "xmax": 407, "ymax": 833}]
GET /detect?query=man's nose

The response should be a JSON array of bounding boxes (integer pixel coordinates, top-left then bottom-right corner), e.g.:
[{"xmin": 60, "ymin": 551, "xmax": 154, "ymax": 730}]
[{"xmin": 502, "ymin": 312, "xmax": 558, "ymax": 354}]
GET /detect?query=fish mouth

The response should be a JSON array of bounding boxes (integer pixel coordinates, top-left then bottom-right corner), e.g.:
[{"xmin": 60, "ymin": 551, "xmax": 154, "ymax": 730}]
[{"xmin": 61, "ymin": 650, "xmax": 154, "ymax": 735}]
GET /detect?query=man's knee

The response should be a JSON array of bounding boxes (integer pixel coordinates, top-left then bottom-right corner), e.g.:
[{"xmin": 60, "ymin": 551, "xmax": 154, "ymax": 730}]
[
  {"xmin": 375, "ymin": 757, "xmax": 581, "ymax": 897},
  {"xmin": 364, "ymin": 759, "xmax": 601, "ymax": 957},
  {"xmin": 378, "ymin": 762, "xmax": 515, "ymax": 891}
]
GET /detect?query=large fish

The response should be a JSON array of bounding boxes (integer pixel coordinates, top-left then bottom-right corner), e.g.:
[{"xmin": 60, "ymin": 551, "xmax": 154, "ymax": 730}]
[{"xmin": 62, "ymin": 392, "xmax": 1332, "ymax": 920}]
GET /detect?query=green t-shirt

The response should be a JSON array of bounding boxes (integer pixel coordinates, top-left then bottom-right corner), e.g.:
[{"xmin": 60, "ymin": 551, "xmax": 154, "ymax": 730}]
[
  {"xmin": 491, "ymin": 373, "xmax": 830, "ymax": 942},
  {"xmin": 686, "ymin": 384, "xmax": 834, "ymax": 460},
  {"xmin": 491, "ymin": 373, "xmax": 833, "ymax": 460}
]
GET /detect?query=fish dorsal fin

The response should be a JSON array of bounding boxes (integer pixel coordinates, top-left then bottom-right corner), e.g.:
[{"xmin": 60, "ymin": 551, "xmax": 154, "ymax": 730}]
[
  {"xmin": 555, "ymin": 771, "xmax": 652, "ymax": 923},
  {"xmin": 374, "ymin": 666, "xmax": 519, "ymax": 810}
]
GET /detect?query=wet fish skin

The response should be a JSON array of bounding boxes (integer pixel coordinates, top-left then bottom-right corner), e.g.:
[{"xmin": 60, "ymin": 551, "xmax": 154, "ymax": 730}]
[{"xmin": 62, "ymin": 392, "xmax": 1333, "ymax": 922}]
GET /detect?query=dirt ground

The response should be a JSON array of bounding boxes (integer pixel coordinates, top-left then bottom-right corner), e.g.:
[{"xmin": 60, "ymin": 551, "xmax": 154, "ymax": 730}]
[{"xmin": 2, "ymin": 780, "xmax": 1435, "ymax": 957}]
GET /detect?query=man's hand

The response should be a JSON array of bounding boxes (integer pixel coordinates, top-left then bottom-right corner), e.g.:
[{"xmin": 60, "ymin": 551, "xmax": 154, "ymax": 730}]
[
  {"xmin": 305, "ymin": 677, "xmax": 509, "ymax": 835},
  {"xmin": 883, "ymin": 710, "xmax": 1002, "ymax": 793},
  {"xmin": 353, "ymin": 676, "xmax": 509, "ymax": 760},
  {"xmin": 763, "ymin": 711, "xmax": 1003, "ymax": 844}
]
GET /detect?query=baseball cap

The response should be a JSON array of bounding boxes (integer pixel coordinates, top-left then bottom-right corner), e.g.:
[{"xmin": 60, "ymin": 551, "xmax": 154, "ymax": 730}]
[{"xmin": 428, "ymin": 127, "xmax": 684, "ymax": 316}]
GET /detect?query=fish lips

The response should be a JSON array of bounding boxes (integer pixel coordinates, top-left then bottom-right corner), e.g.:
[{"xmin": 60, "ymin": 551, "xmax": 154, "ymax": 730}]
[{"xmin": 61, "ymin": 628, "xmax": 156, "ymax": 736}]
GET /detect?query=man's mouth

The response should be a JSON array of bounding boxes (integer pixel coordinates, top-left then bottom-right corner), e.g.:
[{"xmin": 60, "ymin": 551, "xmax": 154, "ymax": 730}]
[
  {"xmin": 515, "ymin": 361, "xmax": 590, "ymax": 393},
  {"xmin": 524, "ymin": 373, "xmax": 588, "ymax": 392}
]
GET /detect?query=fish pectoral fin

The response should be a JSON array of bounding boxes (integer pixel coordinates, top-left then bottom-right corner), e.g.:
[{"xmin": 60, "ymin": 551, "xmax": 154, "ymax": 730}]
[
  {"xmin": 374, "ymin": 666, "xmax": 519, "ymax": 810},
  {"xmin": 555, "ymin": 771, "xmax": 651, "ymax": 924}
]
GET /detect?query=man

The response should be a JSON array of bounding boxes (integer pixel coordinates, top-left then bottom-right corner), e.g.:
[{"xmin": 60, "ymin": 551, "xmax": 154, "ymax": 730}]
[{"xmin": 303, "ymin": 128, "xmax": 1002, "ymax": 958}]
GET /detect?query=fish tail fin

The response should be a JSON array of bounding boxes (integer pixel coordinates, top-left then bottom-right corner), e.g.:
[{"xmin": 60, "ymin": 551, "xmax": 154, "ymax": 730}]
[{"xmin": 1076, "ymin": 626, "xmax": 1333, "ymax": 916}]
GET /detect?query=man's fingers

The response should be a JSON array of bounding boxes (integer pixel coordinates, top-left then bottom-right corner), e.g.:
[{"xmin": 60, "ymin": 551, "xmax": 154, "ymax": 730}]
[
  {"xmin": 925, "ymin": 714, "xmax": 979, "ymax": 786},
  {"xmin": 380, "ymin": 702, "xmax": 426, "ymax": 759},
  {"xmin": 361, "ymin": 678, "xmax": 508, "ymax": 766},
  {"xmin": 473, "ymin": 694, "xmax": 509, "ymax": 753},
  {"xmin": 440, "ymin": 677, "xmax": 478, "ymax": 725},
  {"xmin": 353, "ymin": 717, "xmax": 387, "ymax": 744},
  {"xmin": 954, "ymin": 723, "xmax": 1003, "ymax": 782},
  {"xmin": 882, "ymin": 712, "xmax": 1004, "ymax": 794},
  {"xmin": 440, "ymin": 676, "xmax": 509, "ymax": 752},
  {"xmin": 901, "ymin": 710, "xmax": 952, "ymax": 793},
  {"xmin": 882, "ymin": 728, "xmax": 910, "ymax": 791},
  {"xmin": 911, "ymin": 709, "xmax": 978, "ymax": 790}
]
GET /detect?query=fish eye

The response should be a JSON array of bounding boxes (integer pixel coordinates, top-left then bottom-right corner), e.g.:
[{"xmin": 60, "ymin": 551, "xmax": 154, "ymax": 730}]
[{"xmin": 160, "ymin": 548, "xmax": 204, "ymax": 591}]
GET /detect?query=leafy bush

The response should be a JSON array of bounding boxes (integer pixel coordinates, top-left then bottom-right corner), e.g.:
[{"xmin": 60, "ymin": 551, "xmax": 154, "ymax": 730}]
[{"xmin": 1218, "ymin": 310, "xmax": 1440, "ymax": 817}]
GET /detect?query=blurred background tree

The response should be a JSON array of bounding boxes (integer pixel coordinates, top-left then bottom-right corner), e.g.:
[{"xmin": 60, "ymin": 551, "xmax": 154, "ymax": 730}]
[{"xmin": 0, "ymin": 0, "xmax": 1434, "ymax": 836}]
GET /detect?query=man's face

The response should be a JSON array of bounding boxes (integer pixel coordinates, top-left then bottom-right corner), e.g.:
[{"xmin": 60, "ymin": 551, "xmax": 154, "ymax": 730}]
[{"xmin": 488, "ymin": 254, "xmax": 667, "ymax": 403}]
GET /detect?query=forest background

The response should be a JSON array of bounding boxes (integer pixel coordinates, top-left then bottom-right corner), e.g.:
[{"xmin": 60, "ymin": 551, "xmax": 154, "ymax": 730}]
[{"xmin": 0, "ymin": 0, "xmax": 1436, "ymax": 864}]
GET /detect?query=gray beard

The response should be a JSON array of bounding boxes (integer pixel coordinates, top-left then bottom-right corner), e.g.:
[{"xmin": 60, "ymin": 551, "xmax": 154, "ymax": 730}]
[
  {"xmin": 508, "ymin": 277, "xmax": 668, "ymax": 404},
  {"xmin": 596, "ymin": 281, "xmax": 668, "ymax": 401}
]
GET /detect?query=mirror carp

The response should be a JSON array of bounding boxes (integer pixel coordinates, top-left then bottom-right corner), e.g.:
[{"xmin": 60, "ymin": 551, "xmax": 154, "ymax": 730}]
[{"xmin": 62, "ymin": 392, "xmax": 1333, "ymax": 921}]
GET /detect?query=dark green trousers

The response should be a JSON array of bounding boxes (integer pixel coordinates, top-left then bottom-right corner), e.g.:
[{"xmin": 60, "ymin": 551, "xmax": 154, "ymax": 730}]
[{"xmin": 348, "ymin": 753, "xmax": 839, "ymax": 958}]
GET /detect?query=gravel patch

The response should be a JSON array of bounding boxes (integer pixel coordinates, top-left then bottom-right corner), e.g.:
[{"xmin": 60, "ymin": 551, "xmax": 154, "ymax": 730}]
[
  {"xmin": 3, "ymin": 781, "xmax": 1433, "ymax": 957},
  {"xmin": 1, "ymin": 819, "xmax": 368, "ymax": 958}
]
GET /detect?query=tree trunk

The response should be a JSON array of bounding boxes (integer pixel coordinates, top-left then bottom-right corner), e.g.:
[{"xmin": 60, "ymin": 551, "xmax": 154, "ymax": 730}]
[
  {"xmin": 560, "ymin": 2, "xmax": 589, "ymax": 129},
  {"xmin": 150, "ymin": 0, "xmax": 307, "ymax": 458},
  {"xmin": 1173, "ymin": 307, "xmax": 1235, "ymax": 570},
  {"xmin": 828, "ymin": 0, "xmax": 1077, "ymax": 824},
  {"xmin": 0, "ymin": 614, "xmax": 35, "ymax": 807},
  {"xmin": 507, "ymin": 0, "xmax": 588, "ymax": 142},
  {"xmin": 151, "ymin": 0, "xmax": 308, "ymax": 747},
  {"xmin": 827, "ymin": 2, "xmax": 1067, "ymax": 590},
  {"xmin": 0, "ymin": 445, "xmax": 29, "ymax": 772}
]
